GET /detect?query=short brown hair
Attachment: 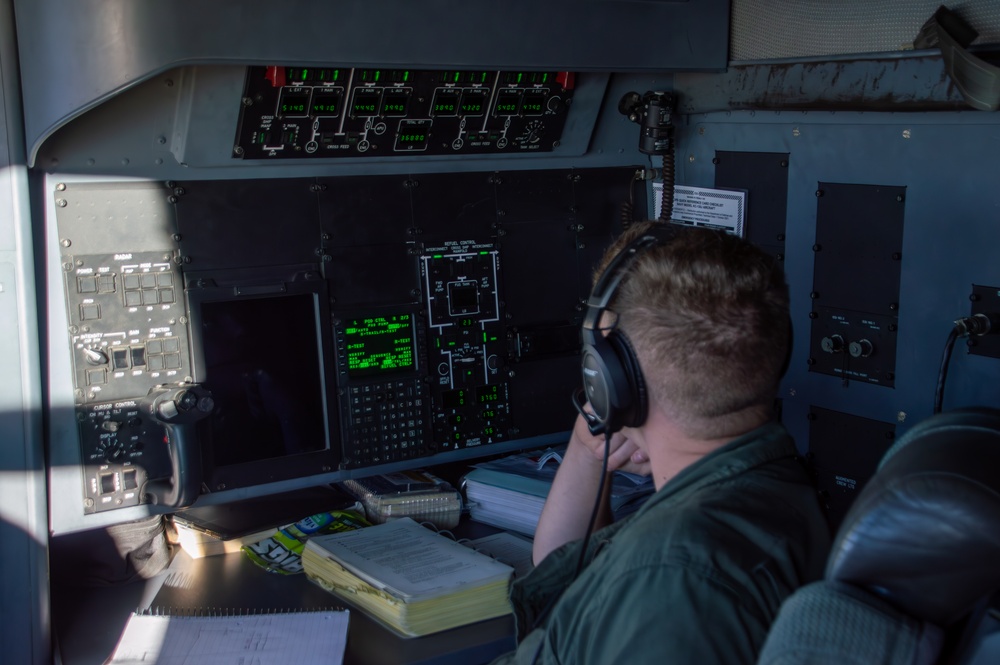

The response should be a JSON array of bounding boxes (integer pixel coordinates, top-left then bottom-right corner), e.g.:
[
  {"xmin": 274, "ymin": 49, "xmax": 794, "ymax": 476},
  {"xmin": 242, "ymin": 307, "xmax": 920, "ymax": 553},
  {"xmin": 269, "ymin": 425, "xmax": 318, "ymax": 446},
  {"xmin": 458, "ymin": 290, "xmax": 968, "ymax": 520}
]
[{"xmin": 602, "ymin": 222, "xmax": 790, "ymax": 439}]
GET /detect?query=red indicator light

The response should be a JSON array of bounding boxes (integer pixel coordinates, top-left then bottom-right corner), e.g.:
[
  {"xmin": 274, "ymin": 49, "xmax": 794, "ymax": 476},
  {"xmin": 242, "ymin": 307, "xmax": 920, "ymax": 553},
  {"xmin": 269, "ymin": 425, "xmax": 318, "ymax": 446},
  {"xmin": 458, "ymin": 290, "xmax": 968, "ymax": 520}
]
[{"xmin": 265, "ymin": 66, "xmax": 286, "ymax": 88}]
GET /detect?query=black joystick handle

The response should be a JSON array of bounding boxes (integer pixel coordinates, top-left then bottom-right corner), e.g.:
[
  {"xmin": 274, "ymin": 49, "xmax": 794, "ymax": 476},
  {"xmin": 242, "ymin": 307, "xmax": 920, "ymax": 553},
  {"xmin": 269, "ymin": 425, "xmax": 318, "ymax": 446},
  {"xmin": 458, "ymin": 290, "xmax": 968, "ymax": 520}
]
[{"xmin": 139, "ymin": 383, "xmax": 214, "ymax": 508}]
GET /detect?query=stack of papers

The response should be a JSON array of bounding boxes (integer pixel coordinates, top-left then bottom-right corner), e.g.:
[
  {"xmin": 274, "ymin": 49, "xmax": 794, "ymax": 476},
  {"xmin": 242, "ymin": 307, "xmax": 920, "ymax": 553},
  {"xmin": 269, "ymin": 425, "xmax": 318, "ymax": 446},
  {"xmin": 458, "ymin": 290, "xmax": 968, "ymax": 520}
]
[
  {"xmin": 301, "ymin": 518, "xmax": 513, "ymax": 638},
  {"xmin": 463, "ymin": 448, "xmax": 655, "ymax": 536}
]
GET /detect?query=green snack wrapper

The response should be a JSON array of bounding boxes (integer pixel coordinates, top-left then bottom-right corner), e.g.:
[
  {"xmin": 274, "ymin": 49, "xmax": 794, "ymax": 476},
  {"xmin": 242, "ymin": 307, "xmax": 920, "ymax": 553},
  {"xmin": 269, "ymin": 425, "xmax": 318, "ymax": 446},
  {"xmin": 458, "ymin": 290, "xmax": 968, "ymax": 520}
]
[{"xmin": 242, "ymin": 509, "xmax": 370, "ymax": 574}]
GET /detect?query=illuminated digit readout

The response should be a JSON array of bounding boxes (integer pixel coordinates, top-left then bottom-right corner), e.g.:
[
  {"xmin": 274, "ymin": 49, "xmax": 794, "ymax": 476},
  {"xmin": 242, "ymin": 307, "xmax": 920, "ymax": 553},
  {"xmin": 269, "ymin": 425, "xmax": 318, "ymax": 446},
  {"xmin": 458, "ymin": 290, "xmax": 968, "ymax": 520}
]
[
  {"xmin": 351, "ymin": 90, "xmax": 382, "ymax": 117},
  {"xmin": 431, "ymin": 90, "xmax": 461, "ymax": 117},
  {"xmin": 493, "ymin": 91, "xmax": 522, "ymax": 116},
  {"xmin": 278, "ymin": 90, "xmax": 311, "ymax": 117},
  {"xmin": 521, "ymin": 91, "xmax": 548, "ymax": 116},
  {"xmin": 460, "ymin": 89, "xmax": 488, "ymax": 116},
  {"xmin": 477, "ymin": 385, "xmax": 500, "ymax": 403},
  {"xmin": 381, "ymin": 93, "xmax": 409, "ymax": 116},
  {"xmin": 394, "ymin": 121, "xmax": 430, "ymax": 150},
  {"xmin": 311, "ymin": 91, "xmax": 343, "ymax": 116}
]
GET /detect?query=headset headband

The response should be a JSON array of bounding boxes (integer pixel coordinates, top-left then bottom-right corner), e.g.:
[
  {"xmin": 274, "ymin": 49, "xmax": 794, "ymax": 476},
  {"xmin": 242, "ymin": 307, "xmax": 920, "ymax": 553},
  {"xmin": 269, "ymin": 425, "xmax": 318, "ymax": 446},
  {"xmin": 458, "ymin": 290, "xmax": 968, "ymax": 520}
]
[
  {"xmin": 577, "ymin": 222, "xmax": 682, "ymax": 435},
  {"xmin": 582, "ymin": 223, "xmax": 681, "ymax": 331}
]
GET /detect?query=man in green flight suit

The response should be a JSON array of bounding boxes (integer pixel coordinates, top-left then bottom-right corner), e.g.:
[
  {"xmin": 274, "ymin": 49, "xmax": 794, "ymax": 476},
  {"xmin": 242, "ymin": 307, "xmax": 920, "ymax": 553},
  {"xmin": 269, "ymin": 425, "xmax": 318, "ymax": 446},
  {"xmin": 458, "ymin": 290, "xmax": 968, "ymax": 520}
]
[{"xmin": 492, "ymin": 221, "xmax": 831, "ymax": 664}]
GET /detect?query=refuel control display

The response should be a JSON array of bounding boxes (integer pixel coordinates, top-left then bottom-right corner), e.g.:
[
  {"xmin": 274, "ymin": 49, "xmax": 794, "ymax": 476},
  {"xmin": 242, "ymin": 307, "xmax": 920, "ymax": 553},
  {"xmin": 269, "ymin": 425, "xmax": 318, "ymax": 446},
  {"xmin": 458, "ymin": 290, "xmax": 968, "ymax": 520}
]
[{"xmin": 233, "ymin": 66, "xmax": 577, "ymax": 159}]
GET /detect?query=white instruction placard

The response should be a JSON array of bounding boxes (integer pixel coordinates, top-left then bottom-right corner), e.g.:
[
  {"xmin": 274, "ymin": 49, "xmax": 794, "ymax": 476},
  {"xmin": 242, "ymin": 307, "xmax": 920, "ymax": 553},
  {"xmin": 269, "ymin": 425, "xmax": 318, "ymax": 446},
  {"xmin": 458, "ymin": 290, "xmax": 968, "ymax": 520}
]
[{"xmin": 652, "ymin": 184, "xmax": 746, "ymax": 237}]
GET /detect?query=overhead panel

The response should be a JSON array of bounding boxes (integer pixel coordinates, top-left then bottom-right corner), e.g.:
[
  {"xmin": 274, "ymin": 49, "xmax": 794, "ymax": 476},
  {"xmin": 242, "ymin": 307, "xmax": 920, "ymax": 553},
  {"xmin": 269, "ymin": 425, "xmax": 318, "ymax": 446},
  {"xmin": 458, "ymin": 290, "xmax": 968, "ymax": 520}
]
[
  {"xmin": 235, "ymin": 67, "xmax": 578, "ymax": 160},
  {"xmin": 16, "ymin": 0, "xmax": 730, "ymax": 164}
]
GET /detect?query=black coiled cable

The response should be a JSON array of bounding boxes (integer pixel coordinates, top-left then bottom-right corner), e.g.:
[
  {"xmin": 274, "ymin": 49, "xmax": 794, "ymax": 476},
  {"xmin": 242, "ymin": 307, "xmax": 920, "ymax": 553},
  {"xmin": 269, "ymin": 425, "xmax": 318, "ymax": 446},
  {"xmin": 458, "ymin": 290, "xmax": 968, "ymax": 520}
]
[{"xmin": 659, "ymin": 144, "xmax": 674, "ymax": 222}]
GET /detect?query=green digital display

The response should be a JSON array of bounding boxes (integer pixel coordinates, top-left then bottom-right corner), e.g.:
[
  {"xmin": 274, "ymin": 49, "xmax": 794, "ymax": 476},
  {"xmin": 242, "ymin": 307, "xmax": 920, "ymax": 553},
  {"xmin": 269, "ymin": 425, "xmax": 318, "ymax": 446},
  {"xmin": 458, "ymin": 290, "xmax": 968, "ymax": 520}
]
[
  {"xmin": 521, "ymin": 91, "xmax": 547, "ymax": 116},
  {"xmin": 444, "ymin": 71, "xmax": 487, "ymax": 85},
  {"xmin": 431, "ymin": 90, "xmax": 460, "ymax": 116},
  {"xmin": 351, "ymin": 90, "xmax": 382, "ymax": 117},
  {"xmin": 344, "ymin": 314, "xmax": 415, "ymax": 378},
  {"xmin": 494, "ymin": 91, "xmax": 522, "ymax": 117},
  {"xmin": 442, "ymin": 389, "xmax": 466, "ymax": 409},
  {"xmin": 278, "ymin": 90, "xmax": 310, "ymax": 117},
  {"xmin": 286, "ymin": 67, "xmax": 339, "ymax": 83},
  {"xmin": 381, "ymin": 93, "xmax": 409, "ymax": 116},
  {"xmin": 477, "ymin": 384, "xmax": 501, "ymax": 404},
  {"xmin": 460, "ymin": 89, "xmax": 488, "ymax": 116},
  {"xmin": 311, "ymin": 91, "xmax": 343, "ymax": 117},
  {"xmin": 395, "ymin": 121, "xmax": 430, "ymax": 150}
]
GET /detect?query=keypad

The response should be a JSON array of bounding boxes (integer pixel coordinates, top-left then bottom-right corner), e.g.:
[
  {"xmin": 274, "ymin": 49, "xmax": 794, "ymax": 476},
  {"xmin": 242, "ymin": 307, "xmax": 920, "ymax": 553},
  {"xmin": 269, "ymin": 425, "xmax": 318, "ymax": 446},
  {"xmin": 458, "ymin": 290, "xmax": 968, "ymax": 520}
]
[
  {"xmin": 122, "ymin": 270, "xmax": 174, "ymax": 308},
  {"xmin": 346, "ymin": 379, "xmax": 428, "ymax": 466}
]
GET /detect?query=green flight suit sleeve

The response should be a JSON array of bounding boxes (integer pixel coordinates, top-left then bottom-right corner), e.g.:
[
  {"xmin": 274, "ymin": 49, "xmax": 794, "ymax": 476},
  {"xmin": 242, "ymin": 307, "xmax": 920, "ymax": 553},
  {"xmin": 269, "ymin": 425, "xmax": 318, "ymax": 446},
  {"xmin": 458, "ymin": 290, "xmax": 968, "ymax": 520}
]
[{"xmin": 506, "ymin": 562, "xmax": 775, "ymax": 665}]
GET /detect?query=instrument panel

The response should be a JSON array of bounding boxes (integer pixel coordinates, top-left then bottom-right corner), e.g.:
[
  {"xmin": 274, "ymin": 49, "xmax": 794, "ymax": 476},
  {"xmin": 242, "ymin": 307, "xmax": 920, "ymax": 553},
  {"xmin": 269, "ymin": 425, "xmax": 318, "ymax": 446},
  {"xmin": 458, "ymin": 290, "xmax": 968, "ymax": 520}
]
[
  {"xmin": 52, "ymin": 167, "xmax": 638, "ymax": 515},
  {"xmin": 234, "ymin": 66, "xmax": 577, "ymax": 159}
]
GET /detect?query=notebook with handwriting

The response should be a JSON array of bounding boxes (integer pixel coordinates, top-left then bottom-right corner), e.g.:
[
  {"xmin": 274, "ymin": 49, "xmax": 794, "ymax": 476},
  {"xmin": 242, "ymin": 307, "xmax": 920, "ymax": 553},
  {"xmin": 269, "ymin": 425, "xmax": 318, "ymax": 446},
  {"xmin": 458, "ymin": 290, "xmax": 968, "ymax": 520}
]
[{"xmin": 104, "ymin": 607, "xmax": 349, "ymax": 665}]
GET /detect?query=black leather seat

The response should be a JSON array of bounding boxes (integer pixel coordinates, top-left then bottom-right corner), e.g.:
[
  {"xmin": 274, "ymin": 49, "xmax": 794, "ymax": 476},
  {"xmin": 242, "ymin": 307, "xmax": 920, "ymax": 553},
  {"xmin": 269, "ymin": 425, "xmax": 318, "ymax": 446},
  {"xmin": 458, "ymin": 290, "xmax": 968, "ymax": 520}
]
[{"xmin": 757, "ymin": 407, "xmax": 1000, "ymax": 665}]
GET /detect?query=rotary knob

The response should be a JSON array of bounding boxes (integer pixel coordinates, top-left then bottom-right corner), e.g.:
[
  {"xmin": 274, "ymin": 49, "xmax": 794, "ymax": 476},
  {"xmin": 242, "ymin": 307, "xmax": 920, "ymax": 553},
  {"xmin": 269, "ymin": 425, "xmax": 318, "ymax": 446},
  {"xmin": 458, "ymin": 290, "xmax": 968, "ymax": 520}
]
[
  {"xmin": 849, "ymin": 339, "xmax": 874, "ymax": 358},
  {"xmin": 98, "ymin": 439, "xmax": 126, "ymax": 463},
  {"xmin": 820, "ymin": 334, "xmax": 844, "ymax": 354}
]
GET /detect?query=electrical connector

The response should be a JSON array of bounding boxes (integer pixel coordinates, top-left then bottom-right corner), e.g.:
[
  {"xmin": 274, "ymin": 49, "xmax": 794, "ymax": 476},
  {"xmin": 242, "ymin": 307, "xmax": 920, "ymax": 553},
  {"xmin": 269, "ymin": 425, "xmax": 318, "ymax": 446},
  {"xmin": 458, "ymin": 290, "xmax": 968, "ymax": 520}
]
[{"xmin": 954, "ymin": 312, "xmax": 1000, "ymax": 336}]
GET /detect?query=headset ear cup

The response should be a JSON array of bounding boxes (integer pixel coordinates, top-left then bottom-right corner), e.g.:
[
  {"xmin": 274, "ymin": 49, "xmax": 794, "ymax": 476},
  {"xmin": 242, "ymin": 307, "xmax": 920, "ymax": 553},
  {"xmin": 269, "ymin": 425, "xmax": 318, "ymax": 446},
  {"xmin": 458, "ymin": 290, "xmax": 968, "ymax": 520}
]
[
  {"xmin": 578, "ymin": 225, "xmax": 677, "ymax": 433},
  {"xmin": 581, "ymin": 331, "xmax": 635, "ymax": 434},
  {"xmin": 581, "ymin": 341, "xmax": 615, "ymax": 430},
  {"xmin": 608, "ymin": 330, "xmax": 648, "ymax": 428}
]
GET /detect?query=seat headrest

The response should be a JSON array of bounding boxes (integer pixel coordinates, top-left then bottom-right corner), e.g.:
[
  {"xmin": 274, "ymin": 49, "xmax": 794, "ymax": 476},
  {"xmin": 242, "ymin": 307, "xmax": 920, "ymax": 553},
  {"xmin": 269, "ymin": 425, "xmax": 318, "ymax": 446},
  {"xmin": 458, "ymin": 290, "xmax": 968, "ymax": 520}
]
[
  {"xmin": 756, "ymin": 580, "xmax": 945, "ymax": 665},
  {"xmin": 826, "ymin": 407, "xmax": 1000, "ymax": 626}
]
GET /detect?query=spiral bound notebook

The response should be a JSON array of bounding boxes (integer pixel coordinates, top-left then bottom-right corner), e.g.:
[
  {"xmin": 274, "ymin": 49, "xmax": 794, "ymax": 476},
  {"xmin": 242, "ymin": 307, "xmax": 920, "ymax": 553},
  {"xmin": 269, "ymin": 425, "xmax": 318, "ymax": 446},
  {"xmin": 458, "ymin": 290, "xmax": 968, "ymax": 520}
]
[{"xmin": 104, "ymin": 607, "xmax": 350, "ymax": 665}]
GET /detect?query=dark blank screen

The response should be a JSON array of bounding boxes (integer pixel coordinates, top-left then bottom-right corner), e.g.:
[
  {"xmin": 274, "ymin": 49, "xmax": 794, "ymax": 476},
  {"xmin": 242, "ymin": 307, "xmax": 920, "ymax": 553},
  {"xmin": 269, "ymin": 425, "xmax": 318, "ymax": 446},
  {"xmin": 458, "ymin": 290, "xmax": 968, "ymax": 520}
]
[{"xmin": 200, "ymin": 294, "xmax": 326, "ymax": 466}]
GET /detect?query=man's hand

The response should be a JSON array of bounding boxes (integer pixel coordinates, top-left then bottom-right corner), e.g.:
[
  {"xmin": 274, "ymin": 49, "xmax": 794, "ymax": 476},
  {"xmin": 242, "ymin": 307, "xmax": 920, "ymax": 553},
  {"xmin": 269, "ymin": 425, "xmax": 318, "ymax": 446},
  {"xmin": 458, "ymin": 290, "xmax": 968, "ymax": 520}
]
[
  {"xmin": 533, "ymin": 413, "xmax": 651, "ymax": 565},
  {"xmin": 571, "ymin": 411, "xmax": 651, "ymax": 476}
]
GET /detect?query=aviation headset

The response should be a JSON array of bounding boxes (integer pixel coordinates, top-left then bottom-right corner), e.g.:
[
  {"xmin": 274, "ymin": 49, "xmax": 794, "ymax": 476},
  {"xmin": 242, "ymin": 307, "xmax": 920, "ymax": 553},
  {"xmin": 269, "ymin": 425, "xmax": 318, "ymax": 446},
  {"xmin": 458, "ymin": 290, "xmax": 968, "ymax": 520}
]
[
  {"xmin": 573, "ymin": 223, "xmax": 793, "ymax": 436},
  {"xmin": 574, "ymin": 223, "xmax": 681, "ymax": 436}
]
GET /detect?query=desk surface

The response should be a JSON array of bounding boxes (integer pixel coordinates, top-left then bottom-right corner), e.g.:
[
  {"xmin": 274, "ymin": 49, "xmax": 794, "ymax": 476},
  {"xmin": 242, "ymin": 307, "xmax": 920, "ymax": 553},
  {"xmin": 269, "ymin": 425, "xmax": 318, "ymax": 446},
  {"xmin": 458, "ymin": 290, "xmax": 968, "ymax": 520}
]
[{"xmin": 55, "ymin": 543, "xmax": 515, "ymax": 665}]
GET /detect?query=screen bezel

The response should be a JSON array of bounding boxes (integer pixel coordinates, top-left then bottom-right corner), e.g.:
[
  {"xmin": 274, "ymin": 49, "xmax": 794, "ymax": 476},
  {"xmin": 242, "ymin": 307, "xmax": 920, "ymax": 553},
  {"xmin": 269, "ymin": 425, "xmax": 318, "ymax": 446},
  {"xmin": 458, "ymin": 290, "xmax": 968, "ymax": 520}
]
[{"xmin": 186, "ymin": 269, "xmax": 341, "ymax": 492}]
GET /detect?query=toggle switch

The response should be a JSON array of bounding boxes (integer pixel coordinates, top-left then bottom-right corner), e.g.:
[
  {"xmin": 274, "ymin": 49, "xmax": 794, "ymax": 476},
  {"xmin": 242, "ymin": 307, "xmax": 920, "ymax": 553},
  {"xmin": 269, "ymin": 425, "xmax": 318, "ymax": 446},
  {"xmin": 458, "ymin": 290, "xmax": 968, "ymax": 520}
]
[{"xmin": 83, "ymin": 347, "xmax": 108, "ymax": 365}]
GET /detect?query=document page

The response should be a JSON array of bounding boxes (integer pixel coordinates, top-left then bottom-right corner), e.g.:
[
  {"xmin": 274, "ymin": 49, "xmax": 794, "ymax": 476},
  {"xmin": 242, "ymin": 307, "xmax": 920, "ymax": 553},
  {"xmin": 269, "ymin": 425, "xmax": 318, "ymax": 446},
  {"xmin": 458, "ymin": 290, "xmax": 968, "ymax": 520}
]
[
  {"xmin": 105, "ymin": 610, "xmax": 350, "ymax": 665},
  {"xmin": 306, "ymin": 518, "xmax": 512, "ymax": 600}
]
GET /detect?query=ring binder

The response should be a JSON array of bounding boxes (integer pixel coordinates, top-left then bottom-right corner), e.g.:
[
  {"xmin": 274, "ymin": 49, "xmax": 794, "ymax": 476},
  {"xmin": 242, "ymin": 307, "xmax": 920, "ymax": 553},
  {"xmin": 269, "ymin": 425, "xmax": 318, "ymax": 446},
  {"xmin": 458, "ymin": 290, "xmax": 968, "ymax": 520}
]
[{"xmin": 137, "ymin": 605, "xmax": 346, "ymax": 616}]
